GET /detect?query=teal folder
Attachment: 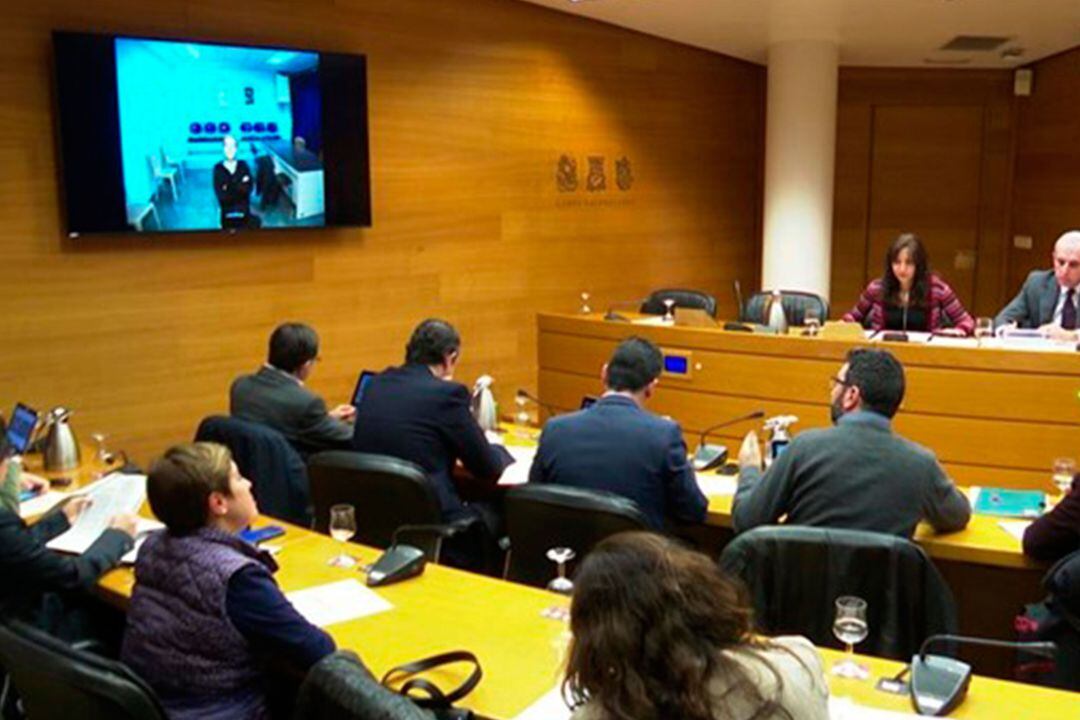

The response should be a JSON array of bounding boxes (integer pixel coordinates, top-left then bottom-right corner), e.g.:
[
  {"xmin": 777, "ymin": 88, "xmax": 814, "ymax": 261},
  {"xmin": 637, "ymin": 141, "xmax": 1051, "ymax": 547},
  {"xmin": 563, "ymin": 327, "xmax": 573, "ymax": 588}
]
[{"xmin": 973, "ymin": 488, "xmax": 1046, "ymax": 518}]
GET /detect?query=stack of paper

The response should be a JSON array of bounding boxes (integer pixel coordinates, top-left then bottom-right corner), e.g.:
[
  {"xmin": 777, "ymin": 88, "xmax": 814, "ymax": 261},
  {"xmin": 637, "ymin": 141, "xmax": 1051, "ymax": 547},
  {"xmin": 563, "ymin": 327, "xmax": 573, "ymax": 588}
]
[
  {"xmin": 499, "ymin": 446, "xmax": 537, "ymax": 487},
  {"xmin": 121, "ymin": 518, "xmax": 167, "ymax": 564},
  {"xmin": 698, "ymin": 474, "xmax": 738, "ymax": 497},
  {"xmin": 19, "ymin": 490, "xmax": 69, "ymax": 519},
  {"xmin": 286, "ymin": 579, "xmax": 393, "ymax": 627},
  {"xmin": 46, "ymin": 473, "xmax": 147, "ymax": 555}
]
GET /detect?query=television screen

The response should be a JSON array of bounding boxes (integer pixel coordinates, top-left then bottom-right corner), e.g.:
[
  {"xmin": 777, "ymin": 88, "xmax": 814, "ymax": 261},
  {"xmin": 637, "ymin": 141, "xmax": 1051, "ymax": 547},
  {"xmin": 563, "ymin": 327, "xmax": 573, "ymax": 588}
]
[{"xmin": 53, "ymin": 32, "xmax": 370, "ymax": 235}]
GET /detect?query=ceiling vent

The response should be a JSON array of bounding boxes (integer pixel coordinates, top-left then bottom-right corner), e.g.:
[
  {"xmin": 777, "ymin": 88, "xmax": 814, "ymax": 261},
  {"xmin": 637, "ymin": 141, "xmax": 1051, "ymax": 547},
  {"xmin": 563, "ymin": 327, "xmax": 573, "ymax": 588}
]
[{"xmin": 940, "ymin": 35, "xmax": 1012, "ymax": 52}]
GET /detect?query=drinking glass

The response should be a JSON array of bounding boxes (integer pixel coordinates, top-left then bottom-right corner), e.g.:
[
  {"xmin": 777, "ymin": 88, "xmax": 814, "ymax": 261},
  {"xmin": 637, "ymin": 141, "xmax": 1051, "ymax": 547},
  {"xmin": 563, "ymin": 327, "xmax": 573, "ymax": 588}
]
[
  {"xmin": 804, "ymin": 308, "xmax": 822, "ymax": 337},
  {"xmin": 974, "ymin": 317, "xmax": 994, "ymax": 345},
  {"xmin": 579, "ymin": 292, "xmax": 591, "ymax": 314},
  {"xmin": 328, "ymin": 504, "xmax": 357, "ymax": 568},
  {"xmin": 91, "ymin": 432, "xmax": 111, "ymax": 465},
  {"xmin": 831, "ymin": 595, "xmax": 870, "ymax": 679},
  {"xmin": 546, "ymin": 547, "xmax": 576, "ymax": 595},
  {"xmin": 1052, "ymin": 457, "xmax": 1076, "ymax": 498},
  {"xmin": 662, "ymin": 298, "xmax": 676, "ymax": 323}
]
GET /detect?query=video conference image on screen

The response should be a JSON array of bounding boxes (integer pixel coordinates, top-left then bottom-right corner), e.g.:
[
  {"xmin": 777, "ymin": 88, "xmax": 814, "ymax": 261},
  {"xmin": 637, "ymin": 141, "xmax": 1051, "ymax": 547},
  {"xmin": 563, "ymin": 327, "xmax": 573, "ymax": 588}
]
[{"xmin": 115, "ymin": 38, "xmax": 326, "ymax": 232}]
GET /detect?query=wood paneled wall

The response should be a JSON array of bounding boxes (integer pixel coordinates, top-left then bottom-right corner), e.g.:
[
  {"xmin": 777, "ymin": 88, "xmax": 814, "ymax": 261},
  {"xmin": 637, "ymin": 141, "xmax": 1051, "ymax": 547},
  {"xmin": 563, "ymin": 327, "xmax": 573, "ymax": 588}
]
[
  {"xmin": 1010, "ymin": 46, "xmax": 1080, "ymax": 292},
  {"xmin": 830, "ymin": 68, "xmax": 1015, "ymax": 319},
  {"xmin": 0, "ymin": 0, "xmax": 764, "ymax": 463}
]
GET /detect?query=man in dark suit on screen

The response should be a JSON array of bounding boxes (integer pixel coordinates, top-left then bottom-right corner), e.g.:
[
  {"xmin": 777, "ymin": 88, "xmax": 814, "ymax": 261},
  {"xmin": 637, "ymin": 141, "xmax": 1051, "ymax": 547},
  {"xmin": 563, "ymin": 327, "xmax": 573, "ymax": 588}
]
[
  {"xmin": 351, "ymin": 319, "xmax": 512, "ymax": 568},
  {"xmin": 528, "ymin": 336, "xmax": 707, "ymax": 530},
  {"xmin": 995, "ymin": 230, "xmax": 1080, "ymax": 339},
  {"xmin": 230, "ymin": 323, "xmax": 354, "ymax": 456}
]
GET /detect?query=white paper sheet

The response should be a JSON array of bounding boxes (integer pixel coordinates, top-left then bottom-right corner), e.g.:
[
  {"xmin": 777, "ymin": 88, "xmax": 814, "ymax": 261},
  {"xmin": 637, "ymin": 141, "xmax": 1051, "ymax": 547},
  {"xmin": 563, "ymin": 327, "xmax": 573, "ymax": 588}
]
[
  {"xmin": 286, "ymin": 579, "xmax": 393, "ymax": 628},
  {"xmin": 499, "ymin": 446, "xmax": 537, "ymax": 486},
  {"xmin": 829, "ymin": 697, "xmax": 916, "ymax": 719},
  {"xmin": 630, "ymin": 316, "xmax": 669, "ymax": 326},
  {"xmin": 928, "ymin": 336, "xmax": 978, "ymax": 348},
  {"xmin": 46, "ymin": 473, "xmax": 146, "ymax": 555},
  {"xmin": 698, "ymin": 474, "xmax": 738, "ymax": 496},
  {"xmin": 19, "ymin": 490, "xmax": 69, "ymax": 519},
  {"xmin": 120, "ymin": 519, "xmax": 166, "ymax": 564},
  {"xmin": 513, "ymin": 685, "xmax": 573, "ymax": 720},
  {"xmin": 997, "ymin": 520, "xmax": 1032, "ymax": 542}
]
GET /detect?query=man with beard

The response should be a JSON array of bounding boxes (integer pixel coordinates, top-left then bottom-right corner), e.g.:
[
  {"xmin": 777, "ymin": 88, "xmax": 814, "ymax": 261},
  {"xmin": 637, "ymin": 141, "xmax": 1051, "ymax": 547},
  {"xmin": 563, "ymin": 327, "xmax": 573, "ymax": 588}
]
[{"xmin": 731, "ymin": 348, "xmax": 970, "ymax": 538}]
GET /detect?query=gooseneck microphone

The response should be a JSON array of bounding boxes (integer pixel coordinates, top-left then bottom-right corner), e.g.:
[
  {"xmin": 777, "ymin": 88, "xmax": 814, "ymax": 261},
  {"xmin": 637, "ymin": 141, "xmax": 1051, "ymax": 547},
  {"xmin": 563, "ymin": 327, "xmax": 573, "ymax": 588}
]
[
  {"xmin": 907, "ymin": 634, "xmax": 1056, "ymax": 716},
  {"xmin": 692, "ymin": 409, "xmax": 765, "ymax": 471},
  {"xmin": 515, "ymin": 389, "xmax": 560, "ymax": 421}
]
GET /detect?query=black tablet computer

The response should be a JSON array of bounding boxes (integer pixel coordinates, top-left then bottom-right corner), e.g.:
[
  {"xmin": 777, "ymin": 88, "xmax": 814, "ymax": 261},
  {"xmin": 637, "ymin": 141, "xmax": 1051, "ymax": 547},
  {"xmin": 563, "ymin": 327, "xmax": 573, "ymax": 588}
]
[{"xmin": 351, "ymin": 370, "xmax": 377, "ymax": 407}]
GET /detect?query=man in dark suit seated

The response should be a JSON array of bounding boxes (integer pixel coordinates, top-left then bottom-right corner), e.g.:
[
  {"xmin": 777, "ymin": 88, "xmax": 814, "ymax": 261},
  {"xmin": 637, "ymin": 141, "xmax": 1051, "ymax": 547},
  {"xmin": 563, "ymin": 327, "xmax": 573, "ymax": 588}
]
[
  {"xmin": 995, "ymin": 230, "xmax": 1080, "ymax": 339},
  {"xmin": 230, "ymin": 323, "xmax": 354, "ymax": 457},
  {"xmin": 733, "ymin": 348, "xmax": 971, "ymax": 538},
  {"xmin": 351, "ymin": 319, "xmax": 512, "ymax": 567},
  {"xmin": 528, "ymin": 336, "xmax": 707, "ymax": 530}
]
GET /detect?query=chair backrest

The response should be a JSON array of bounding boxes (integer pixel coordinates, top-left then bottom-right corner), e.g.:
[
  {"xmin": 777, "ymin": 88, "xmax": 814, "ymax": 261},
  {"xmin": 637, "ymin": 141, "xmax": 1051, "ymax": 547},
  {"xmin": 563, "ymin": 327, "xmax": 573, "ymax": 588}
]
[
  {"xmin": 294, "ymin": 651, "xmax": 433, "ymax": 720},
  {"xmin": 741, "ymin": 290, "xmax": 830, "ymax": 326},
  {"xmin": 719, "ymin": 525, "xmax": 957, "ymax": 660},
  {"xmin": 146, "ymin": 153, "xmax": 163, "ymax": 175},
  {"xmin": 0, "ymin": 619, "xmax": 166, "ymax": 720},
  {"xmin": 504, "ymin": 484, "xmax": 649, "ymax": 588},
  {"xmin": 195, "ymin": 415, "xmax": 311, "ymax": 526},
  {"xmin": 307, "ymin": 451, "xmax": 442, "ymax": 549},
  {"xmin": 640, "ymin": 288, "xmax": 718, "ymax": 318}
]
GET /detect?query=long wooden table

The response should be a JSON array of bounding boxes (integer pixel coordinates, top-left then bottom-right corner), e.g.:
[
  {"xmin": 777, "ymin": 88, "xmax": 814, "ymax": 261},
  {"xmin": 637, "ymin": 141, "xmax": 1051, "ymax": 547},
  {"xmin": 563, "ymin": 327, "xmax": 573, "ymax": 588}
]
[
  {"xmin": 537, "ymin": 312, "xmax": 1080, "ymax": 492},
  {"xmin": 96, "ymin": 520, "xmax": 1080, "ymax": 719}
]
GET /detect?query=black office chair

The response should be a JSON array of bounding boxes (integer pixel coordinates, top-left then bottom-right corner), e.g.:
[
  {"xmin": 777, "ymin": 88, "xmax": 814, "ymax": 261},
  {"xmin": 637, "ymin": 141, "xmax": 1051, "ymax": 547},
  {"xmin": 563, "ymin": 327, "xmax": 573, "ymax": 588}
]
[
  {"xmin": 195, "ymin": 415, "xmax": 312, "ymax": 526},
  {"xmin": 293, "ymin": 651, "xmax": 434, "ymax": 720},
  {"xmin": 0, "ymin": 619, "xmax": 166, "ymax": 720},
  {"xmin": 740, "ymin": 290, "xmax": 829, "ymax": 326},
  {"xmin": 503, "ymin": 484, "xmax": 649, "ymax": 588},
  {"xmin": 719, "ymin": 526, "xmax": 956, "ymax": 660},
  {"xmin": 307, "ymin": 451, "xmax": 473, "ymax": 563},
  {"xmin": 640, "ymin": 288, "xmax": 719, "ymax": 318}
]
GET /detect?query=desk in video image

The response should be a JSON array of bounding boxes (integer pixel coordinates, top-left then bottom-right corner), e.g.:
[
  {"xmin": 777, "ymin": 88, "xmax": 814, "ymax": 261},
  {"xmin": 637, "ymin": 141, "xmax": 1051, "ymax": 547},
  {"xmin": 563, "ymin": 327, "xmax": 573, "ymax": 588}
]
[{"xmin": 115, "ymin": 38, "xmax": 325, "ymax": 232}]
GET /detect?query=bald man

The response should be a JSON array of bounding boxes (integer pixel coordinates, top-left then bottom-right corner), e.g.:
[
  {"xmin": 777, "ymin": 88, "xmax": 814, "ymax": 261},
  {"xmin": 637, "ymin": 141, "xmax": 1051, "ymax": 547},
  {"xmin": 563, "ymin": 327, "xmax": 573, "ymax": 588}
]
[{"xmin": 995, "ymin": 230, "xmax": 1080, "ymax": 339}]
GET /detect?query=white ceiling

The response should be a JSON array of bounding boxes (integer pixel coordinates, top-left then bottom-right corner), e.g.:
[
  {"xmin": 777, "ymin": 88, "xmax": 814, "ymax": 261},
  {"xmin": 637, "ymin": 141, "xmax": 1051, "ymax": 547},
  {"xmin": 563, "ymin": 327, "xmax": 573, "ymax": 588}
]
[{"xmin": 514, "ymin": 0, "xmax": 1080, "ymax": 68}]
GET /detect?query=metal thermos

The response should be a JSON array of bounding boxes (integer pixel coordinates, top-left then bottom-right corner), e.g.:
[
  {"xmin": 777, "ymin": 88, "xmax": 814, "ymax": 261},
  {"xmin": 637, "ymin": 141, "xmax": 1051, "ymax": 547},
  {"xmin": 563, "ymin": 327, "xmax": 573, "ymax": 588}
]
[{"xmin": 43, "ymin": 407, "xmax": 81, "ymax": 472}]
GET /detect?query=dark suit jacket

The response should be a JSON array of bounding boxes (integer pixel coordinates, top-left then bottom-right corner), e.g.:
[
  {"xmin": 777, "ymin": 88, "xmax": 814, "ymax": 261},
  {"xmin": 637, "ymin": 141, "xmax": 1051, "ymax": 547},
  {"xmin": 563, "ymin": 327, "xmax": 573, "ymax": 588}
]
[
  {"xmin": 995, "ymin": 269, "xmax": 1063, "ymax": 328},
  {"xmin": 733, "ymin": 411, "xmax": 971, "ymax": 538},
  {"xmin": 528, "ymin": 394, "xmax": 707, "ymax": 530},
  {"xmin": 351, "ymin": 363, "xmax": 511, "ymax": 520},
  {"xmin": 0, "ymin": 508, "xmax": 132, "ymax": 621},
  {"xmin": 230, "ymin": 366, "xmax": 352, "ymax": 457}
]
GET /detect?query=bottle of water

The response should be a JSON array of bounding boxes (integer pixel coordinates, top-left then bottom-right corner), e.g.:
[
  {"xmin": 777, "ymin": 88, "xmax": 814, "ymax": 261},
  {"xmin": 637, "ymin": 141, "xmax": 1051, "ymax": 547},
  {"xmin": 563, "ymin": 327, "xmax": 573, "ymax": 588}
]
[{"xmin": 766, "ymin": 290, "xmax": 788, "ymax": 334}]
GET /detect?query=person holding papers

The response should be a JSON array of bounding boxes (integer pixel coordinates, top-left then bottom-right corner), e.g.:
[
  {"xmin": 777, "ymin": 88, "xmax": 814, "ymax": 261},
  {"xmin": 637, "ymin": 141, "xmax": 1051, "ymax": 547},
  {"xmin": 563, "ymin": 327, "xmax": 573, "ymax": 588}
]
[
  {"xmin": 0, "ymin": 428, "xmax": 136, "ymax": 640},
  {"xmin": 565, "ymin": 532, "xmax": 829, "ymax": 720},
  {"xmin": 843, "ymin": 233, "xmax": 974, "ymax": 335},
  {"xmin": 732, "ymin": 349, "xmax": 971, "ymax": 538},
  {"xmin": 995, "ymin": 230, "xmax": 1080, "ymax": 340},
  {"xmin": 528, "ymin": 336, "xmax": 707, "ymax": 530}
]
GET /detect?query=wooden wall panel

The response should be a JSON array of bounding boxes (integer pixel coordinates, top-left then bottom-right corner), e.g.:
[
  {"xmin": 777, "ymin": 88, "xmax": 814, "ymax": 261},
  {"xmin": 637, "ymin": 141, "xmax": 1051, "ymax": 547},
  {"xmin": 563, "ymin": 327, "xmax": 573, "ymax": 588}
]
[
  {"xmin": 0, "ymin": 0, "xmax": 764, "ymax": 463},
  {"xmin": 831, "ymin": 69, "xmax": 1014, "ymax": 320},
  {"xmin": 1010, "ymin": 46, "xmax": 1080, "ymax": 292}
]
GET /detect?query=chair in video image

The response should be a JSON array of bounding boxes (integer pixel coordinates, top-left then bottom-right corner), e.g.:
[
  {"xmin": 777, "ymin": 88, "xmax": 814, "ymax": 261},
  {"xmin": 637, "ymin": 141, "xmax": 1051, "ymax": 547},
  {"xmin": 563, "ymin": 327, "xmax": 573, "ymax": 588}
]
[
  {"xmin": 503, "ymin": 484, "xmax": 649, "ymax": 588},
  {"xmin": 146, "ymin": 153, "xmax": 179, "ymax": 202}
]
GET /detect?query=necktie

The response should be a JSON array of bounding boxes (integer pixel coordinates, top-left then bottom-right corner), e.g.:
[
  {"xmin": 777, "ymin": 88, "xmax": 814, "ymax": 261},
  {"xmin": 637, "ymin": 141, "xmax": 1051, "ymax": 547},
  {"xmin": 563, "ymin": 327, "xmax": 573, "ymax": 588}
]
[{"xmin": 1063, "ymin": 289, "xmax": 1077, "ymax": 331}]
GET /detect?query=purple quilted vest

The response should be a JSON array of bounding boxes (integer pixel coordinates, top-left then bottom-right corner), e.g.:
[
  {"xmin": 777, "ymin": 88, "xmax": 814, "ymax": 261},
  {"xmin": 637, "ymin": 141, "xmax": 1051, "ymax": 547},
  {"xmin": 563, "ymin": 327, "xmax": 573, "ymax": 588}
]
[{"xmin": 121, "ymin": 527, "xmax": 278, "ymax": 720}]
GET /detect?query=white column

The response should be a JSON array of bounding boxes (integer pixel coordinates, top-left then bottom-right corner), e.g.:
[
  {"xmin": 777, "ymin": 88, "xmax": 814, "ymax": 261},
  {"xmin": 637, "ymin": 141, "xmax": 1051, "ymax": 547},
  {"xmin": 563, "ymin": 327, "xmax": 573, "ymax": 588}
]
[{"xmin": 760, "ymin": 39, "xmax": 839, "ymax": 298}]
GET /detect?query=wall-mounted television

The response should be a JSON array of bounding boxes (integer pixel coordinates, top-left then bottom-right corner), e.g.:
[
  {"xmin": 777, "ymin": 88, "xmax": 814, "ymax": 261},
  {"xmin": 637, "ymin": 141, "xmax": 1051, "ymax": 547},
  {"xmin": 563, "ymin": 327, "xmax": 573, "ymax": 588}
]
[{"xmin": 53, "ymin": 31, "xmax": 371, "ymax": 235}]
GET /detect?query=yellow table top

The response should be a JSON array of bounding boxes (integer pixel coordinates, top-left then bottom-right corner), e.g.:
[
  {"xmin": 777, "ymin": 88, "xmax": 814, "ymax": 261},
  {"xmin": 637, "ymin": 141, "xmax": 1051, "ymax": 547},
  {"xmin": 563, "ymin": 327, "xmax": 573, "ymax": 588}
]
[{"xmin": 97, "ymin": 519, "xmax": 1078, "ymax": 719}]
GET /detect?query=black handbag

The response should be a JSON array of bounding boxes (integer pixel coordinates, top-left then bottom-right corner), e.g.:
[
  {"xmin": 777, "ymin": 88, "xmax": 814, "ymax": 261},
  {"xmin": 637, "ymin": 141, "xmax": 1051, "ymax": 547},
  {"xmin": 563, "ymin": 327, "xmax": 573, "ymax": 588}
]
[{"xmin": 381, "ymin": 650, "xmax": 482, "ymax": 720}]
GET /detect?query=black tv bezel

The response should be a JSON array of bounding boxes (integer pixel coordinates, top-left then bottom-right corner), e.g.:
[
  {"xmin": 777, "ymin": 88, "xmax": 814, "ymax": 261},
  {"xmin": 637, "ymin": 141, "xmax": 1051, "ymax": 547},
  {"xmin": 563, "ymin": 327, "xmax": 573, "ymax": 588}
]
[{"xmin": 52, "ymin": 30, "xmax": 371, "ymax": 237}]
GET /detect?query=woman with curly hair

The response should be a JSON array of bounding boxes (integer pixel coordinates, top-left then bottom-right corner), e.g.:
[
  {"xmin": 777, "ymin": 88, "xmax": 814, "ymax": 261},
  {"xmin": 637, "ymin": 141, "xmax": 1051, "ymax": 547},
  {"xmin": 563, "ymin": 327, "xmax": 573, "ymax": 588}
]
[{"xmin": 564, "ymin": 532, "xmax": 828, "ymax": 720}]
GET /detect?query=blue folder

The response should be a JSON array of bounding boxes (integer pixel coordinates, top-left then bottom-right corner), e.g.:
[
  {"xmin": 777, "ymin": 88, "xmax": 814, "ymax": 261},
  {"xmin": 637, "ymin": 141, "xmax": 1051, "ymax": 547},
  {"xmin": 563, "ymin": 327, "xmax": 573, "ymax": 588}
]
[{"xmin": 973, "ymin": 488, "xmax": 1046, "ymax": 518}]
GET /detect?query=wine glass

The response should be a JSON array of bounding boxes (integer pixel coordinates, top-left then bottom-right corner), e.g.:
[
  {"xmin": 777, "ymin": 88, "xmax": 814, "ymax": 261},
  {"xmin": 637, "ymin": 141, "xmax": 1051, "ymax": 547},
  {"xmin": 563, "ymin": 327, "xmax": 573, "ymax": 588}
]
[
  {"xmin": 974, "ymin": 317, "xmax": 994, "ymax": 346},
  {"xmin": 90, "ymin": 432, "xmax": 111, "ymax": 465},
  {"xmin": 328, "ymin": 504, "xmax": 357, "ymax": 568},
  {"xmin": 662, "ymin": 298, "xmax": 676, "ymax": 323},
  {"xmin": 831, "ymin": 596, "xmax": 870, "ymax": 679},
  {"xmin": 579, "ymin": 292, "xmax": 591, "ymax": 314},
  {"xmin": 804, "ymin": 308, "xmax": 822, "ymax": 337},
  {"xmin": 1052, "ymin": 457, "xmax": 1075, "ymax": 499},
  {"xmin": 546, "ymin": 547, "xmax": 576, "ymax": 595}
]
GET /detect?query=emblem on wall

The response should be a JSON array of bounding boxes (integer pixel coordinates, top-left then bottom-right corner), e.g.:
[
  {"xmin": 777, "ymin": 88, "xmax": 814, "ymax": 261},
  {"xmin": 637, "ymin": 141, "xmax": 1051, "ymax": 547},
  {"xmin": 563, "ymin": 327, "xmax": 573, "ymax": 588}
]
[
  {"xmin": 586, "ymin": 156, "xmax": 606, "ymax": 192},
  {"xmin": 615, "ymin": 156, "xmax": 633, "ymax": 191},
  {"xmin": 556, "ymin": 154, "xmax": 578, "ymax": 192}
]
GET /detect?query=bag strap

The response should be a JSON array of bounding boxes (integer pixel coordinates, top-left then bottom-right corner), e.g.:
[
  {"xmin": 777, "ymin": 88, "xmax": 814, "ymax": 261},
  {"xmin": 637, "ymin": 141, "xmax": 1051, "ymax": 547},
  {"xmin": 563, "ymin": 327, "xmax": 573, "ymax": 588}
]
[{"xmin": 381, "ymin": 650, "xmax": 482, "ymax": 708}]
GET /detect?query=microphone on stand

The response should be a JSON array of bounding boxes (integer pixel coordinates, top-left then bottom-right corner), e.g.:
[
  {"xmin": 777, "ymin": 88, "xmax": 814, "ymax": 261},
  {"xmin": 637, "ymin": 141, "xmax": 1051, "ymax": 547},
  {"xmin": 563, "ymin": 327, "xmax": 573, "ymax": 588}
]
[
  {"xmin": 604, "ymin": 297, "xmax": 649, "ymax": 322},
  {"xmin": 515, "ymin": 389, "xmax": 560, "ymax": 423},
  {"xmin": 906, "ymin": 634, "xmax": 1056, "ymax": 716},
  {"xmin": 692, "ymin": 409, "xmax": 765, "ymax": 471}
]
